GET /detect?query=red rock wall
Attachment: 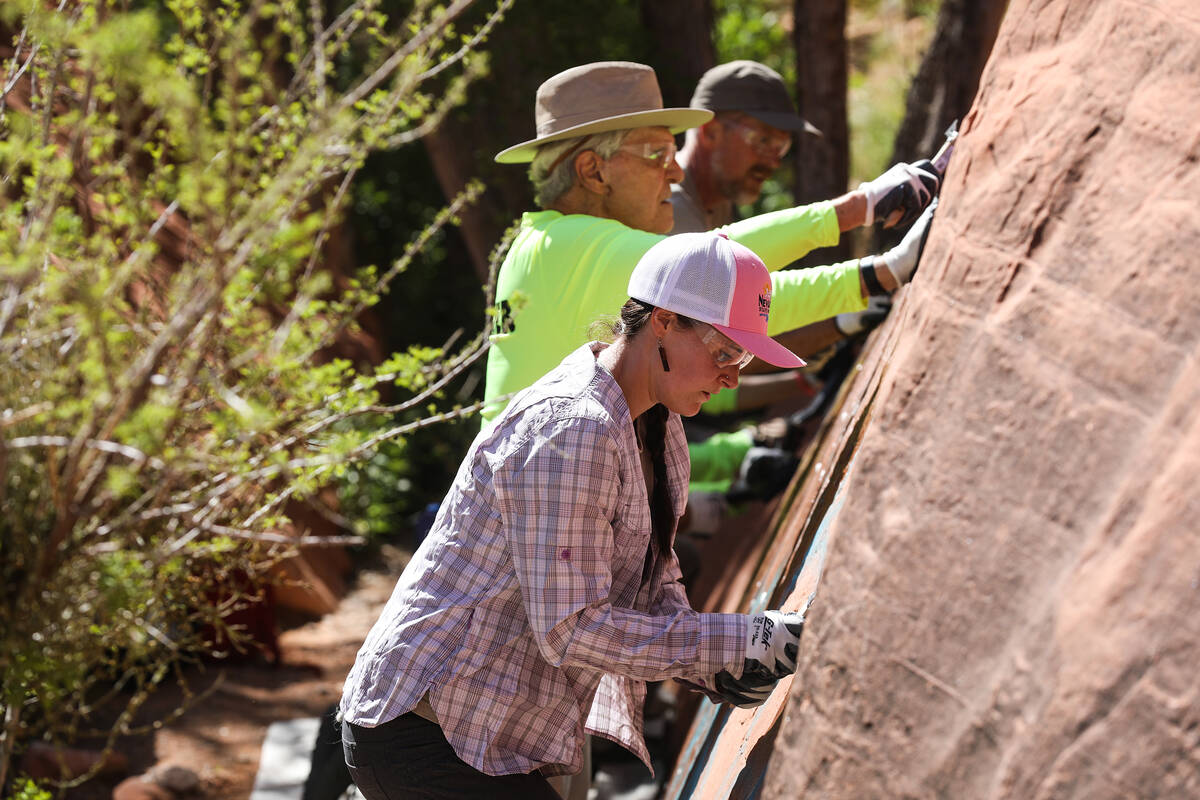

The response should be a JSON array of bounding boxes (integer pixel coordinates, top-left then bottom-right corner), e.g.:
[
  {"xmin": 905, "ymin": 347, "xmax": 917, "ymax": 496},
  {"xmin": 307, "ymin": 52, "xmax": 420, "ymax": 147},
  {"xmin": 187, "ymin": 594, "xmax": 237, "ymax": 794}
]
[{"xmin": 763, "ymin": 0, "xmax": 1200, "ymax": 797}]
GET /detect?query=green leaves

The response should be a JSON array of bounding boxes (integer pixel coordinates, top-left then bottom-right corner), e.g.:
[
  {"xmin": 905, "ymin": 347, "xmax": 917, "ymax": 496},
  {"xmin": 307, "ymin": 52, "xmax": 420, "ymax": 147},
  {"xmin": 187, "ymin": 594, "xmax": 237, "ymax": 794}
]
[
  {"xmin": 9, "ymin": 778, "xmax": 52, "ymax": 800},
  {"xmin": 713, "ymin": 0, "xmax": 793, "ymax": 86},
  {"xmin": 90, "ymin": 10, "xmax": 162, "ymax": 80},
  {"xmin": 0, "ymin": 0, "xmax": 507, "ymax": 783}
]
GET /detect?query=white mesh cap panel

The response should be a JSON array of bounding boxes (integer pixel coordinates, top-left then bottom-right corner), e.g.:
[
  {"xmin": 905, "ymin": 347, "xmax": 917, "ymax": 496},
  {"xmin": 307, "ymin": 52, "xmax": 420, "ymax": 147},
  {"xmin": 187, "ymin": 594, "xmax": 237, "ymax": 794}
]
[
  {"xmin": 627, "ymin": 234, "xmax": 736, "ymax": 325},
  {"xmin": 671, "ymin": 241, "xmax": 734, "ymax": 323}
]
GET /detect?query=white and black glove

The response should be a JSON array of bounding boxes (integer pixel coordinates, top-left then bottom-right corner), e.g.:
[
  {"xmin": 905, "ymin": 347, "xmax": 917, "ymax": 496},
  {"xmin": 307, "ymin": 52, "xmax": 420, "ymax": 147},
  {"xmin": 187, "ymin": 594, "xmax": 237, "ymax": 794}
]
[
  {"xmin": 872, "ymin": 197, "xmax": 938, "ymax": 288},
  {"xmin": 741, "ymin": 610, "xmax": 804, "ymax": 686},
  {"xmin": 834, "ymin": 294, "xmax": 892, "ymax": 337},
  {"xmin": 714, "ymin": 666, "xmax": 778, "ymax": 709},
  {"xmin": 858, "ymin": 159, "xmax": 939, "ymax": 228}
]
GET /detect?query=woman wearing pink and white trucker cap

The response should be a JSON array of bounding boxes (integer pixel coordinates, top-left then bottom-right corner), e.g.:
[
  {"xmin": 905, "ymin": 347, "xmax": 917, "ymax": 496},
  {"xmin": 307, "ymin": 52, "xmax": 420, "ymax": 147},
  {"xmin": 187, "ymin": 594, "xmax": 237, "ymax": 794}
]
[
  {"xmin": 339, "ymin": 233, "xmax": 805, "ymax": 799},
  {"xmin": 626, "ymin": 230, "xmax": 806, "ymax": 379}
]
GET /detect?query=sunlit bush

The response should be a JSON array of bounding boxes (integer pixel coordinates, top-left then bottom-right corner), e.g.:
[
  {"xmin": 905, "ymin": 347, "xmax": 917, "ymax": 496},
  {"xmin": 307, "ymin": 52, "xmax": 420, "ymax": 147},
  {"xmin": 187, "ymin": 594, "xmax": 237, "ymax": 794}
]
[{"xmin": 0, "ymin": 0, "xmax": 507, "ymax": 789}]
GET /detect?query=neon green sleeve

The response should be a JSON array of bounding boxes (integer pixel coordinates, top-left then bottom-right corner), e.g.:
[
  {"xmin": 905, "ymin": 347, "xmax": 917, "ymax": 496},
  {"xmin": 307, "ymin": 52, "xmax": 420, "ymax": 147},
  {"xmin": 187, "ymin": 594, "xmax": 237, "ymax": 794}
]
[
  {"xmin": 767, "ymin": 258, "xmax": 866, "ymax": 334},
  {"xmin": 687, "ymin": 428, "xmax": 755, "ymax": 493},
  {"xmin": 720, "ymin": 201, "xmax": 841, "ymax": 269}
]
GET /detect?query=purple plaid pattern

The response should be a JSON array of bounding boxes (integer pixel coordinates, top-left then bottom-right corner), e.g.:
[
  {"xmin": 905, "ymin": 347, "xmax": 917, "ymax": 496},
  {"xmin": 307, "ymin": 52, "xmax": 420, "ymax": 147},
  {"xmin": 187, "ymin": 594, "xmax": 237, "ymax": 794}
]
[{"xmin": 340, "ymin": 345, "xmax": 746, "ymax": 777}]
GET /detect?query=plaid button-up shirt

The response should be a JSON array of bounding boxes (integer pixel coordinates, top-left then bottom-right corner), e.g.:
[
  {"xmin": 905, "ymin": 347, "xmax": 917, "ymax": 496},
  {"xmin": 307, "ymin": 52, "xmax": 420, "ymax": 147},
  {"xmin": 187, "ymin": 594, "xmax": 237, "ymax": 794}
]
[{"xmin": 340, "ymin": 344, "xmax": 747, "ymax": 777}]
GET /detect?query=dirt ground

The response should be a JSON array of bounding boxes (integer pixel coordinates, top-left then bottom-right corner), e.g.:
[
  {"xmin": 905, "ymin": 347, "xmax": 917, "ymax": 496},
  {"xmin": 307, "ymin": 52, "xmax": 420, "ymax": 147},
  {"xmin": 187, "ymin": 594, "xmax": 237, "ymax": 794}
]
[{"xmin": 60, "ymin": 545, "xmax": 408, "ymax": 800}]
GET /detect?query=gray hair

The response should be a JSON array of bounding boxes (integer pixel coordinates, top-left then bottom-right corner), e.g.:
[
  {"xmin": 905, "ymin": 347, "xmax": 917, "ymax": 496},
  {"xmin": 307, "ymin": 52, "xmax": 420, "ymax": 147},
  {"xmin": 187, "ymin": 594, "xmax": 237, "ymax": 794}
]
[{"xmin": 529, "ymin": 129, "xmax": 629, "ymax": 209}]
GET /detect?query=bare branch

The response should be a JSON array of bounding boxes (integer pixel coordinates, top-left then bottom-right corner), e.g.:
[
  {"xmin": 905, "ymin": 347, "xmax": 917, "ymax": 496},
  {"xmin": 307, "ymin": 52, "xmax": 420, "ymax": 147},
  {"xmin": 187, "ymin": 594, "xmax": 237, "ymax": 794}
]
[
  {"xmin": 251, "ymin": 0, "xmax": 383, "ymax": 136},
  {"xmin": 0, "ymin": 25, "xmax": 37, "ymax": 122},
  {"xmin": 309, "ymin": 0, "xmax": 328, "ymax": 110},
  {"xmin": 266, "ymin": 165, "xmax": 360, "ymax": 359},
  {"xmin": 330, "ymin": 179, "xmax": 484, "ymax": 344},
  {"xmin": 419, "ymin": 0, "xmax": 512, "ymax": 83},
  {"xmin": 179, "ymin": 518, "xmax": 365, "ymax": 547},
  {"xmin": 335, "ymin": 0, "xmax": 475, "ymax": 113},
  {"xmin": 0, "ymin": 403, "xmax": 52, "ymax": 429},
  {"xmin": 7, "ymin": 436, "xmax": 167, "ymax": 471}
]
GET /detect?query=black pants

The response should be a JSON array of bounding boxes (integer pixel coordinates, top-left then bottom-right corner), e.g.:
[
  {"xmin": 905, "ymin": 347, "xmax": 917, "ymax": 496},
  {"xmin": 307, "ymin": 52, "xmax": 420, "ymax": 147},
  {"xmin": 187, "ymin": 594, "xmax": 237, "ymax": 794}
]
[
  {"xmin": 341, "ymin": 713, "xmax": 562, "ymax": 800},
  {"xmin": 303, "ymin": 704, "xmax": 352, "ymax": 800}
]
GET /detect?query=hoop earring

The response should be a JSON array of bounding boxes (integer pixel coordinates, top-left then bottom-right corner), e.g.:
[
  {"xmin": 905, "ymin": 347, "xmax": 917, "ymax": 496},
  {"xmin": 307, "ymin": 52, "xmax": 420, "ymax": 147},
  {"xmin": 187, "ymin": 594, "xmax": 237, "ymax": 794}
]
[{"xmin": 657, "ymin": 339, "xmax": 671, "ymax": 372}]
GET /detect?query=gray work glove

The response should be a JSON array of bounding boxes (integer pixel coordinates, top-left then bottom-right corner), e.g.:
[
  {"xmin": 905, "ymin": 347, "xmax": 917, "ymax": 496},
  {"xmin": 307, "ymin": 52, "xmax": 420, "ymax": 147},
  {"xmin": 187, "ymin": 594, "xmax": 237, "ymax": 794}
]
[
  {"xmin": 714, "ymin": 666, "xmax": 778, "ymax": 708},
  {"xmin": 858, "ymin": 159, "xmax": 939, "ymax": 228},
  {"xmin": 876, "ymin": 198, "xmax": 938, "ymax": 286},
  {"xmin": 742, "ymin": 610, "xmax": 804, "ymax": 684},
  {"xmin": 835, "ymin": 294, "xmax": 892, "ymax": 336}
]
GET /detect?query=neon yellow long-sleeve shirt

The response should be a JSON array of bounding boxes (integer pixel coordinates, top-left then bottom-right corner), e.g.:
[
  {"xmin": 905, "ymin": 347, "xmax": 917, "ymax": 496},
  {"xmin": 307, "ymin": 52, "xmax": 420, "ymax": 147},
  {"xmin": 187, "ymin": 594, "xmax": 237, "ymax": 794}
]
[{"xmin": 483, "ymin": 203, "xmax": 865, "ymax": 422}]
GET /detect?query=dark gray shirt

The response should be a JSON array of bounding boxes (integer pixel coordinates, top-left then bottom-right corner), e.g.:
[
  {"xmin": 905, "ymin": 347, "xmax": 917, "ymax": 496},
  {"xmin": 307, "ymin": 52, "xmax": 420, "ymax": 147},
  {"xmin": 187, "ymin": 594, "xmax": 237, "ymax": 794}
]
[{"xmin": 669, "ymin": 171, "xmax": 733, "ymax": 234}]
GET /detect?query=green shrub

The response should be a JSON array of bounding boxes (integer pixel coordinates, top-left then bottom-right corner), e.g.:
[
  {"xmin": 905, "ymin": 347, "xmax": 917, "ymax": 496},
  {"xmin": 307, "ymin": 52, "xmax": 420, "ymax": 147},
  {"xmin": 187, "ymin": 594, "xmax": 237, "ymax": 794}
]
[{"xmin": 0, "ymin": 0, "xmax": 507, "ymax": 788}]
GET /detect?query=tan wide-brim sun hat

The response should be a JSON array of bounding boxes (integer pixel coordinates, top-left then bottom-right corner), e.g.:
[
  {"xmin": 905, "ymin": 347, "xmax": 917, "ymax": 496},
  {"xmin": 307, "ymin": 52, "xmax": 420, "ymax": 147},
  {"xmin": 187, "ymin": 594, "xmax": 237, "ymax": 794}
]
[{"xmin": 495, "ymin": 61, "xmax": 713, "ymax": 164}]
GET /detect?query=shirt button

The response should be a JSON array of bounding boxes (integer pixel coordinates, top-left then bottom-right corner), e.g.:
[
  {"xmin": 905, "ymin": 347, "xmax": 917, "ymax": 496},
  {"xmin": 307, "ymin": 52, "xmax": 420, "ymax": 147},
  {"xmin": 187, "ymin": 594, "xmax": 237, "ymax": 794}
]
[{"xmin": 561, "ymin": 548, "xmax": 571, "ymax": 560}]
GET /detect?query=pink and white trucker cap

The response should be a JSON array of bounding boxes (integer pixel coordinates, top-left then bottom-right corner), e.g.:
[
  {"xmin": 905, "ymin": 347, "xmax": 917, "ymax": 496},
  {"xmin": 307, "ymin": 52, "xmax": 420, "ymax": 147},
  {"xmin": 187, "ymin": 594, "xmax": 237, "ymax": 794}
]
[{"xmin": 627, "ymin": 233, "xmax": 805, "ymax": 368}]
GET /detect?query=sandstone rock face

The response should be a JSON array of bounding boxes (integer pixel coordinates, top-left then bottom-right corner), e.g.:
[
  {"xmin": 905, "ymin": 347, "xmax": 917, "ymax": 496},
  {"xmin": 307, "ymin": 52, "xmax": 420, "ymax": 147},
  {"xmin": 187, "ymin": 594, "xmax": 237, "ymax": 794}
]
[{"xmin": 764, "ymin": 1, "xmax": 1200, "ymax": 797}]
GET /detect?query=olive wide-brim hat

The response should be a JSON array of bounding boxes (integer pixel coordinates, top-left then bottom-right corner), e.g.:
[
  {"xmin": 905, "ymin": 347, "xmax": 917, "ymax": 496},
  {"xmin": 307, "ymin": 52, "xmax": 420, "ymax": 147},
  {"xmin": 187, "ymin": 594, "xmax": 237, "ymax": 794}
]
[{"xmin": 495, "ymin": 61, "xmax": 713, "ymax": 164}]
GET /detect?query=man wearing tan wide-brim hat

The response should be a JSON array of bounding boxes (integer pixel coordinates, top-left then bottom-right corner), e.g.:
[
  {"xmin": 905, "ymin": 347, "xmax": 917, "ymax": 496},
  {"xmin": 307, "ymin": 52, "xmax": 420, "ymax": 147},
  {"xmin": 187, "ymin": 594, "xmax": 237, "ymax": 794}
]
[
  {"xmin": 482, "ymin": 61, "xmax": 939, "ymax": 427},
  {"xmin": 495, "ymin": 62, "xmax": 712, "ymax": 163}
]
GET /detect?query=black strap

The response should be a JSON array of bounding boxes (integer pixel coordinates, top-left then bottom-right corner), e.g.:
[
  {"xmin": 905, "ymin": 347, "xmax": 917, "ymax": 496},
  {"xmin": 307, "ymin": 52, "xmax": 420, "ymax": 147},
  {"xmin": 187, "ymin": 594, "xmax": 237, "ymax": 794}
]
[{"xmin": 859, "ymin": 256, "xmax": 887, "ymax": 296}]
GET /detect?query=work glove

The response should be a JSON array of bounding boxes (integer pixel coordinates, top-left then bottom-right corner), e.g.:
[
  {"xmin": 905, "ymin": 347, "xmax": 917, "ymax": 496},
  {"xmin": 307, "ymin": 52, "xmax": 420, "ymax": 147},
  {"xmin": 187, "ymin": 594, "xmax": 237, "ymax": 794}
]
[
  {"xmin": 858, "ymin": 159, "xmax": 939, "ymax": 228},
  {"xmin": 834, "ymin": 294, "xmax": 892, "ymax": 337},
  {"xmin": 726, "ymin": 446, "xmax": 798, "ymax": 504},
  {"xmin": 874, "ymin": 198, "xmax": 938, "ymax": 287},
  {"xmin": 741, "ymin": 610, "xmax": 805, "ymax": 686},
  {"xmin": 714, "ymin": 666, "xmax": 779, "ymax": 709}
]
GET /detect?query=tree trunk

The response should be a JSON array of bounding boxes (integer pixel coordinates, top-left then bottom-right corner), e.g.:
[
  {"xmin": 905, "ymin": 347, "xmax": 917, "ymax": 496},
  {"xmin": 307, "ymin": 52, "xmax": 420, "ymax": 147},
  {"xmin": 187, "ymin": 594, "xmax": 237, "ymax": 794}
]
[
  {"xmin": 422, "ymin": 124, "xmax": 509, "ymax": 284},
  {"xmin": 418, "ymin": 53, "xmax": 539, "ymax": 285},
  {"xmin": 638, "ymin": 0, "xmax": 717, "ymax": 107},
  {"xmin": 792, "ymin": 0, "xmax": 851, "ymax": 266},
  {"xmin": 890, "ymin": 0, "xmax": 1009, "ymax": 164},
  {"xmin": 875, "ymin": 0, "xmax": 1008, "ymax": 252}
]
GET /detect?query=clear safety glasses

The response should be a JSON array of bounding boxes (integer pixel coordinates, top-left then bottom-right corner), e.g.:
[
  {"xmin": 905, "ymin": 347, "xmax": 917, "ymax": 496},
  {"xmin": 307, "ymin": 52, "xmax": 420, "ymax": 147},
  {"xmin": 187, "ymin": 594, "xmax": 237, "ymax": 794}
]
[
  {"xmin": 616, "ymin": 141, "xmax": 678, "ymax": 169},
  {"xmin": 695, "ymin": 322, "xmax": 755, "ymax": 370},
  {"xmin": 722, "ymin": 118, "xmax": 792, "ymax": 160}
]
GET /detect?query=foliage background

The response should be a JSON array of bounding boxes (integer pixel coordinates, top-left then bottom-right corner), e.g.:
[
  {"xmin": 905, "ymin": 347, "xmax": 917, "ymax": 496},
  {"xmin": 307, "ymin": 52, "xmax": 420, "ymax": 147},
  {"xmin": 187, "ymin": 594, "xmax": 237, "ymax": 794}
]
[{"xmin": 0, "ymin": 0, "xmax": 502, "ymax": 789}]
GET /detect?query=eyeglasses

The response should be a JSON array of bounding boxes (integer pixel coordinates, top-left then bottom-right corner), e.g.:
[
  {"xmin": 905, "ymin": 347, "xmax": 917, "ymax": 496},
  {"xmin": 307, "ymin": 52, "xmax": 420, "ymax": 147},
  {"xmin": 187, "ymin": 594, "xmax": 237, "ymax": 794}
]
[
  {"xmin": 616, "ymin": 141, "xmax": 678, "ymax": 169},
  {"xmin": 695, "ymin": 322, "xmax": 755, "ymax": 370},
  {"xmin": 721, "ymin": 118, "xmax": 792, "ymax": 160}
]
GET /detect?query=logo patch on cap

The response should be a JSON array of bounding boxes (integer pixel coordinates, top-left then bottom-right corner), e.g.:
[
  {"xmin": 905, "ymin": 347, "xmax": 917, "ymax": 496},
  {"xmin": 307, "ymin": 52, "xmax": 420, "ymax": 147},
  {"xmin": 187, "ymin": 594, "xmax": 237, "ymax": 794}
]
[{"xmin": 757, "ymin": 281, "xmax": 772, "ymax": 321}]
